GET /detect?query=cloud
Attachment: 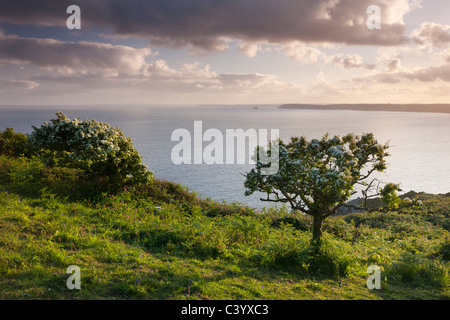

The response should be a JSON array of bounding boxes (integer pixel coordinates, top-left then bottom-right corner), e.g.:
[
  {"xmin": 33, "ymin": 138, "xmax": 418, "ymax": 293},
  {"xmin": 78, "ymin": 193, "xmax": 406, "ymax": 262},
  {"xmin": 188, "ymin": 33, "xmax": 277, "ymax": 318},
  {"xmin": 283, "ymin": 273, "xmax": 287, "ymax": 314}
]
[
  {"xmin": 411, "ymin": 22, "xmax": 450, "ymax": 48},
  {"xmin": 192, "ymin": 72, "xmax": 300, "ymax": 97},
  {"xmin": 180, "ymin": 62, "xmax": 217, "ymax": 79},
  {"xmin": 281, "ymin": 42, "xmax": 326, "ymax": 64},
  {"xmin": 435, "ymin": 48, "xmax": 450, "ymax": 63},
  {"xmin": 385, "ymin": 59, "xmax": 402, "ymax": 72},
  {"xmin": 0, "ymin": 31, "xmax": 220, "ymax": 82},
  {"xmin": 0, "ymin": 0, "xmax": 418, "ymax": 52},
  {"xmin": 327, "ymin": 53, "xmax": 376, "ymax": 70},
  {"xmin": 237, "ymin": 41, "xmax": 262, "ymax": 58},
  {"xmin": 376, "ymin": 47, "xmax": 410, "ymax": 72},
  {"xmin": 0, "ymin": 29, "xmax": 301, "ymax": 100},
  {"xmin": 358, "ymin": 62, "xmax": 450, "ymax": 84},
  {"xmin": 280, "ymin": 42, "xmax": 376, "ymax": 70},
  {"xmin": 0, "ymin": 31, "xmax": 153, "ymax": 76},
  {"xmin": 398, "ymin": 64, "xmax": 450, "ymax": 82},
  {"xmin": 0, "ymin": 79, "xmax": 39, "ymax": 91}
]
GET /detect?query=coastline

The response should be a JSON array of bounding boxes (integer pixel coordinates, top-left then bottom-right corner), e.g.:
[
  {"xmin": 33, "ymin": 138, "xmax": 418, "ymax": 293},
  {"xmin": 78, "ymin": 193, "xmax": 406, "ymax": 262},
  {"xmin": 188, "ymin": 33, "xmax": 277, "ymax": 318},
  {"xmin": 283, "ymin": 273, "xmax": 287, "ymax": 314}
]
[{"xmin": 278, "ymin": 104, "xmax": 450, "ymax": 114}]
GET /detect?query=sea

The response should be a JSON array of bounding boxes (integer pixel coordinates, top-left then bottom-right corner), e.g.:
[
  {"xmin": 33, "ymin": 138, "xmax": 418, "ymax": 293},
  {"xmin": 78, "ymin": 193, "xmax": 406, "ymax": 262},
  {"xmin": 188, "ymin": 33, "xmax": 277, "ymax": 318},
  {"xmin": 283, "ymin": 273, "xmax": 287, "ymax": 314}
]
[{"xmin": 1, "ymin": 104, "xmax": 449, "ymax": 209}]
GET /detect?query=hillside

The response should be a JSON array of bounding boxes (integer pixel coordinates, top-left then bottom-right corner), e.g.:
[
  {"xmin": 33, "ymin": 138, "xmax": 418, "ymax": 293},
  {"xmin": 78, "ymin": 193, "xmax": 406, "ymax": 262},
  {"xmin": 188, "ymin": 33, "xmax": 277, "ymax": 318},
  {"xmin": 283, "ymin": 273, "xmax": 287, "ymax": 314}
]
[
  {"xmin": 278, "ymin": 104, "xmax": 450, "ymax": 114},
  {"xmin": 0, "ymin": 155, "xmax": 449, "ymax": 300}
]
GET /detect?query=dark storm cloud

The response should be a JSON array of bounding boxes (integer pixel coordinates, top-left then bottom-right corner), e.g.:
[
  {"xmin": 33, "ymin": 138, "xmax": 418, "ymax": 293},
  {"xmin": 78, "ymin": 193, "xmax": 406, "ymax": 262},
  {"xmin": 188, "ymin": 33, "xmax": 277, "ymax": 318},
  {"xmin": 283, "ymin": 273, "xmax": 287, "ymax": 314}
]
[{"xmin": 0, "ymin": 0, "xmax": 413, "ymax": 50}]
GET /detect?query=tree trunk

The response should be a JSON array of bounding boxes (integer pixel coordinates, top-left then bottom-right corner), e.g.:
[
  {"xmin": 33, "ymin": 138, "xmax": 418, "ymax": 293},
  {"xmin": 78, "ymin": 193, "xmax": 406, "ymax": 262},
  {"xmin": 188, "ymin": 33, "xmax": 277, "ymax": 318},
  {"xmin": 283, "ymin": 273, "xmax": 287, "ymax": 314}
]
[{"xmin": 312, "ymin": 215, "xmax": 323, "ymax": 243}]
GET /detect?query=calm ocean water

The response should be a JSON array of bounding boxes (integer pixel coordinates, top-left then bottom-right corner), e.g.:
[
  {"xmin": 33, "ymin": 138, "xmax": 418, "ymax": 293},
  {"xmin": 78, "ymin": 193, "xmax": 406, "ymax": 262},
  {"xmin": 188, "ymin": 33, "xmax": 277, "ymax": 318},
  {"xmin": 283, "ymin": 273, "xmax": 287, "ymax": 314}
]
[{"xmin": 1, "ymin": 105, "xmax": 449, "ymax": 209}]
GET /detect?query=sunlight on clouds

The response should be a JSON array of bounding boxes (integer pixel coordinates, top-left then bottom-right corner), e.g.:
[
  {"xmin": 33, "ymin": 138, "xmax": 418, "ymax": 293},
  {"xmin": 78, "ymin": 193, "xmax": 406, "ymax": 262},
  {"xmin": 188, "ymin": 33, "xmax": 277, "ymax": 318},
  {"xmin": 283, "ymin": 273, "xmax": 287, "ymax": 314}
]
[
  {"xmin": 281, "ymin": 42, "xmax": 326, "ymax": 64},
  {"xmin": 0, "ymin": 0, "xmax": 448, "ymax": 104}
]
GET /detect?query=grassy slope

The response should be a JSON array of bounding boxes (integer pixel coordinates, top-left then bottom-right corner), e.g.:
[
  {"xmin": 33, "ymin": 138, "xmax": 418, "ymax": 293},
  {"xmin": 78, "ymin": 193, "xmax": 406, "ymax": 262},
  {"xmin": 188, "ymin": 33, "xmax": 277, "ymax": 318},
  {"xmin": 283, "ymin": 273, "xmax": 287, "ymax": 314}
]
[{"xmin": 0, "ymin": 156, "xmax": 449, "ymax": 300}]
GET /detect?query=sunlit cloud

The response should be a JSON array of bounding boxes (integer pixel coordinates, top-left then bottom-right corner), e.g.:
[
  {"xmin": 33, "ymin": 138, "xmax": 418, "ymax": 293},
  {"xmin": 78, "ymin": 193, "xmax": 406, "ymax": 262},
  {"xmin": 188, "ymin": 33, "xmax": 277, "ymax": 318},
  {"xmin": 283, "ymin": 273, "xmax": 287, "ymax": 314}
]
[{"xmin": 0, "ymin": 0, "xmax": 448, "ymax": 104}]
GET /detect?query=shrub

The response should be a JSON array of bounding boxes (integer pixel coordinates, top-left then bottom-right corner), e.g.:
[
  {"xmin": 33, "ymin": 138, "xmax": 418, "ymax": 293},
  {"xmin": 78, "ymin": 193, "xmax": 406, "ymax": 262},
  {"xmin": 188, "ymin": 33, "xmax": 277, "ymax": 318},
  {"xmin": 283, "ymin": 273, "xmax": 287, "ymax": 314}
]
[
  {"xmin": 438, "ymin": 242, "xmax": 450, "ymax": 261},
  {"xmin": 386, "ymin": 253, "xmax": 449, "ymax": 288},
  {"xmin": 260, "ymin": 231, "xmax": 356, "ymax": 277},
  {"xmin": 261, "ymin": 230, "xmax": 309, "ymax": 268},
  {"xmin": 304, "ymin": 238, "xmax": 354, "ymax": 277},
  {"xmin": 0, "ymin": 155, "xmax": 137, "ymax": 201},
  {"xmin": 270, "ymin": 212, "xmax": 311, "ymax": 232},
  {"xmin": 132, "ymin": 180, "xmax": 256, "ymax": 217},
  {"xmin": 0, "ymin": 128, "xmax": 28, "ymax": 157},
  {"xmin": 28, "ymin": 112, "xmax": 152, "ymax": 187},
  {"xmin": 133, "ymin": 179, "xmax": 199, "ymax": 205}
]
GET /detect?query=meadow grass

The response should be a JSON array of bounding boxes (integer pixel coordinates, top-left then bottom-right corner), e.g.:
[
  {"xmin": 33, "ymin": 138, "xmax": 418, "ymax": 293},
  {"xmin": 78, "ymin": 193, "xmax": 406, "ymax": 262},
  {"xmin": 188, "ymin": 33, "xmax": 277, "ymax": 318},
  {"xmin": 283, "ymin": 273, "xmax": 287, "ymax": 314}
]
[{"xmin": 0, "ymin": 155, "xmax": 448, "ymax": 300}]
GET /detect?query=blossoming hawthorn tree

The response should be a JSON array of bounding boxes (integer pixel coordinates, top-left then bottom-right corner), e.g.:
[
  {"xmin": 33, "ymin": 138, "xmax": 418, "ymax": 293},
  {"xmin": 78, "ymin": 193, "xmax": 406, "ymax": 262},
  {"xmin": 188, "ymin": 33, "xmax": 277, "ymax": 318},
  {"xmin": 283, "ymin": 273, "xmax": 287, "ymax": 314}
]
[
  {"xmin": 244, "ymin": 133, "xmax": 408, "ymax": 242},
  {"xmin": 28, "ymin": 112, "xmax": 152, "ymax": 186}
]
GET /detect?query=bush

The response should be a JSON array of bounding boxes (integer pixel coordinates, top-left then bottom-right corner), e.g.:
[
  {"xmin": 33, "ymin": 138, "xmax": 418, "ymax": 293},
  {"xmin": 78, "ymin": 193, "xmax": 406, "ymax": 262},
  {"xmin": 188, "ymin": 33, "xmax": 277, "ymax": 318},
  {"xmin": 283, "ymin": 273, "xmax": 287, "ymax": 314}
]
[
  {"xmin": 28, "ymin": 112, "xmax": 152, "ymax": 187},
  {"xmin": 0, "ymin": 128, "xmax": 28, "ymax": 157},
  {"xmin": 438, "ymin": 242, "xmax": 450, "ymax": 261},
  {"xmin": 261, "ymin": 230, "xmax": 309, "ymax": 268},
  {"xmin": 270, "ymin": 212, "xmax": 312, "ymax": 232},
  {"xmin": 0, "ymin": 156, "xmax": 108, "ymax": 200},
  {"xmin": 133, "ymin": 179, "xmax": 199, "ymax": 205},
  {"xmin": 304, "ymin": 238, "xmax": 354, "ymax": 277},
  {"xmin": 386, "ymin": 253, "xmax": 449, "ymax": 288},
  {"xmin": 260, "ymin": 232, "xmax": 356, "ymax": 278}
]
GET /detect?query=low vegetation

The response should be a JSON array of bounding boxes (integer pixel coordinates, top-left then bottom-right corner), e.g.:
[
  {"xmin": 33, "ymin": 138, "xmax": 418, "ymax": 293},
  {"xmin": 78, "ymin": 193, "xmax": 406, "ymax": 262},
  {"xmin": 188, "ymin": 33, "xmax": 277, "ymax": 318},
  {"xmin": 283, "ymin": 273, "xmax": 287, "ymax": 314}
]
[{"xmin": 0, "ymin": 121, "xmax": 448, "ymax": 300}]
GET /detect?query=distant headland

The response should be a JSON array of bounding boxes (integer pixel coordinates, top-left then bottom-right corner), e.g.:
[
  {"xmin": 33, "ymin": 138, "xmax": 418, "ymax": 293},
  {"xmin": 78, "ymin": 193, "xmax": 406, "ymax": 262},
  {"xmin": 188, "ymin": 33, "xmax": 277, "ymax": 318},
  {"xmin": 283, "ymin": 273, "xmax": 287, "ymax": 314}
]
[{"xmin": 278, "ymin": 104, "xmax": 450, "ymax": 114}]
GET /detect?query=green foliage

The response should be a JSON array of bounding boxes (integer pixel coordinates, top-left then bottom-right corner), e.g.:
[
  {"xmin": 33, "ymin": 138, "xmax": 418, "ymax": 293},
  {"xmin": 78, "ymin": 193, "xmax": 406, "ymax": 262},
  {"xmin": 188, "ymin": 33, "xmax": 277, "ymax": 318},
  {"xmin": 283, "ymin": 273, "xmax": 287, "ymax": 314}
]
[
  {"xmin": 380, "ymin": 183, "xmax": 423, "ymax": 211},
  {"xmin": 245, "ymin": 133, "xmax": 391, "ymax": 212},
  {"xmin": 245, "ymin": 132, "xmax": 400, "ymax": 240},
  {"xmin": 0, "ymin": 128, "xmax": 28, "ymax": 157},
  {"xmin": 0, "ymin": 156, "xmax": 108, "ymax": 200},
  {"xmin": 305, "ymin": 238, "xmax": 354, "ymax": 278},
  {"xmin": 27, "ymin": 112, "xmax": 152, "ymax": 186},
  {"xmin": 260, "ymin": 227, "xmax": 310, "ymax": 268},
  {"xmin": 0, "ymin": 128, "xmax": 449, "ymax": 300},
  {"xmin": 386, "ymin": 253, "xmax": 449, "ymax": 288},
  {"xmin": 438, "ymin": 242, "xmax": 450, "ymax": 261},
  {"xmin": 0, "ymin": 179, "xmax": 448, "ymax": 299}
]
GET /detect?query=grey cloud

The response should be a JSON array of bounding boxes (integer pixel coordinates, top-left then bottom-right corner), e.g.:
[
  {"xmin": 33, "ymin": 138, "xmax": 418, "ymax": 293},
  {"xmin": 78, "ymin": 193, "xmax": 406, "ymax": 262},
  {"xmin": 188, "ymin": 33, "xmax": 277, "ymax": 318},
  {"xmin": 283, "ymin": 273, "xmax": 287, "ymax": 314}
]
[
  {"xmin": 0, "ymin": 30, "xmax": 300, "ymax": 95},
  {"xmin": 0, "ymin": 0, "xmax": 413, "ymax": 51},
  {"xmin": 0, "ymin": 32, "xmax": 152, "ymax": 75}
]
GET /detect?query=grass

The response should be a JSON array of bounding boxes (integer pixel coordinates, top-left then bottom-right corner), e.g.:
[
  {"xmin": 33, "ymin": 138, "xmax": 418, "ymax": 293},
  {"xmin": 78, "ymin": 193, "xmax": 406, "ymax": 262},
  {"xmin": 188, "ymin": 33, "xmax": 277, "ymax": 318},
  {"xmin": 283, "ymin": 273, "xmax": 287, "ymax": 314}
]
[{"xmin": 0, "ymin": 155, "xmax": 449, "ymax": 300}]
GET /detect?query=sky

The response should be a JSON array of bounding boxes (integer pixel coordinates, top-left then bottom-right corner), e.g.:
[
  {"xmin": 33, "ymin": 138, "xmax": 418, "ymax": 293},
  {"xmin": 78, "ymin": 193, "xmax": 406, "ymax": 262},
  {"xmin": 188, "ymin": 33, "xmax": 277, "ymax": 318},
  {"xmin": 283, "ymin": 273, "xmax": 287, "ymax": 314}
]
[{"xmin": 0, "ymin": 0, "xmax": 449, "ymax": 106}]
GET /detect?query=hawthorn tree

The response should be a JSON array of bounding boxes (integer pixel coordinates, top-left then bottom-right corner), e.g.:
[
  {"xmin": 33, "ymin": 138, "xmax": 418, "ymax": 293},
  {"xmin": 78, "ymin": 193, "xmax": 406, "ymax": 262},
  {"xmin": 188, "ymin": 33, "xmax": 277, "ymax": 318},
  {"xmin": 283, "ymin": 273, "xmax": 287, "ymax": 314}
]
[
  {"xmin": 28, "ymin": 112, "xmax": 152, "ymax": 186},
  {"xmin": 244, "ymin": 133, "xmax": 410, "ymax": 242}
]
